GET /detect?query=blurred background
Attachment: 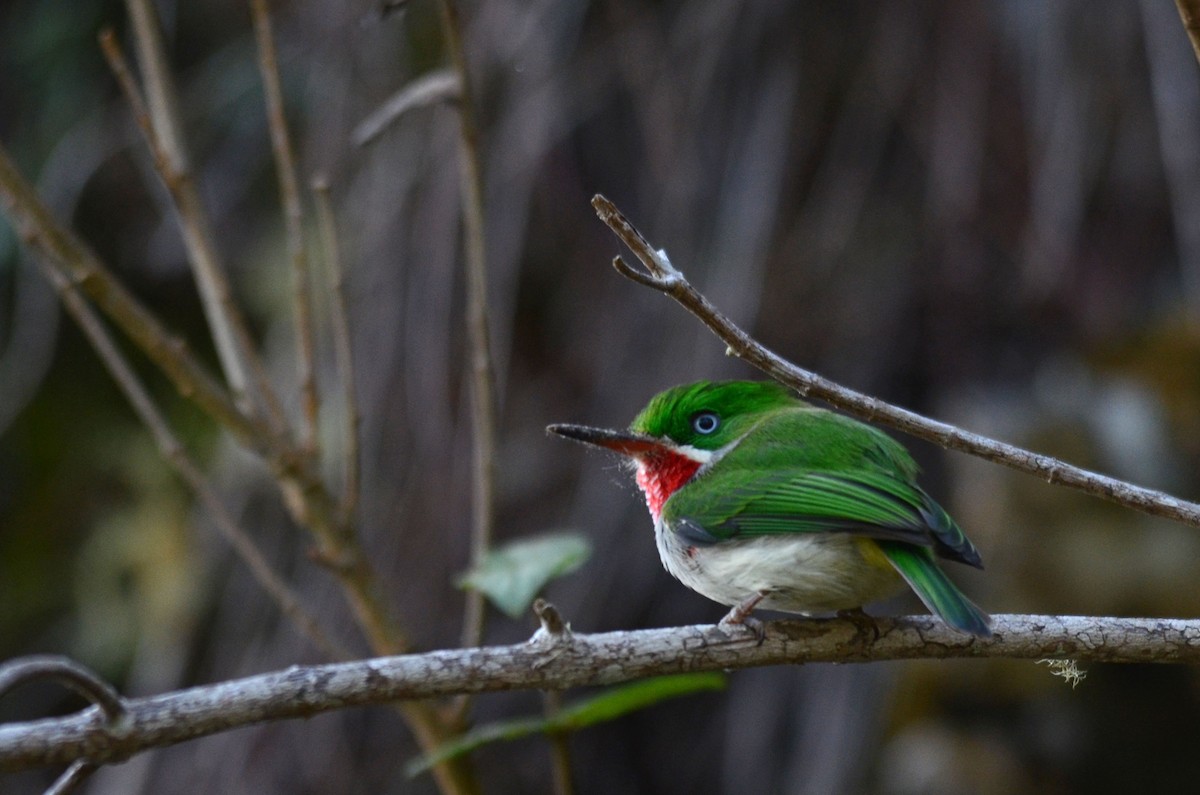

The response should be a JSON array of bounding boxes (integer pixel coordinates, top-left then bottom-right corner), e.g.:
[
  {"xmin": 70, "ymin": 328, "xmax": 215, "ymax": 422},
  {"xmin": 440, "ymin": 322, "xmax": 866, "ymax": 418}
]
[{"xmin": 3, "ymin": 0, "xmax": 1200, "ymax": 792}]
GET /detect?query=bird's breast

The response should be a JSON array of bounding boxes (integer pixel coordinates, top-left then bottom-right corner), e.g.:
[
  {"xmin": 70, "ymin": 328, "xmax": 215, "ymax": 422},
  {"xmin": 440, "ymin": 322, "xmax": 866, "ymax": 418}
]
[{"xmin": 654, "ymin": 523, "xmax": 903, "ymax": 614}]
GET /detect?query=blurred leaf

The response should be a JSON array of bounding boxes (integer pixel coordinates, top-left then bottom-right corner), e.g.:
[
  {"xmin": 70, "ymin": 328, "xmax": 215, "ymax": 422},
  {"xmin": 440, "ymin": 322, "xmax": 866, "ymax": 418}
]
[
  {"xmin": 455, "ymin": 532, "xmax": 591, "ymax": 618},
  {"xmin": 549, "ymin": 672, "xmax": 727, "ymax": 730},
  {"xmin": 407, "ymin": 673, "xmax": 726, "ymax": 777}
]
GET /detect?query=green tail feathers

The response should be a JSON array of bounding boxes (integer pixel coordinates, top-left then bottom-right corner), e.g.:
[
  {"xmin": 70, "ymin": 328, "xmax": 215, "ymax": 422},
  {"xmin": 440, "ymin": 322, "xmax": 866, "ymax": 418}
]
[{"xmin": 877, "ymin": 541, "xmax": 992, "ymax": 637}]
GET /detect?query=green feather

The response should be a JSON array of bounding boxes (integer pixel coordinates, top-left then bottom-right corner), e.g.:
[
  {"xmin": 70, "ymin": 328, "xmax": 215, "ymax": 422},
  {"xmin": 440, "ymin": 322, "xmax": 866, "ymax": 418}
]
[
  {"xmin": 876, "ymin": 541, "xmax": 992, "ymax": 637},
  {"xmin": 662, "ymin": 403, "xmax": 982, "ymax": 567}
]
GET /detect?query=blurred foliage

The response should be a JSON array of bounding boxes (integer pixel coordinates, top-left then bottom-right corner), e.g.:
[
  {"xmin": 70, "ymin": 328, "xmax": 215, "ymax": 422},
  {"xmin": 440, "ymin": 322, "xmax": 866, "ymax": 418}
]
[
  {"xmin": 3, "ymin": 1, "xmax": 1200, "ymax": 793},
  {"xmin": 456, "ymin": 531, "xmax": 590, "ymax": 618},
  {"xmin": 407, "ymin": 673, "xmax": 726, "ymax": 777}
]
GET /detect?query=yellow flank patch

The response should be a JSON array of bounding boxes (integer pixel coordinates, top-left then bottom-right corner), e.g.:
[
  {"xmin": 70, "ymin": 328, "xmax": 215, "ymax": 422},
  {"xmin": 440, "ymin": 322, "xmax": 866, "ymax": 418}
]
[{"xmin": 854, "ymin": 537, "xmax": 894, "ymax": 572}]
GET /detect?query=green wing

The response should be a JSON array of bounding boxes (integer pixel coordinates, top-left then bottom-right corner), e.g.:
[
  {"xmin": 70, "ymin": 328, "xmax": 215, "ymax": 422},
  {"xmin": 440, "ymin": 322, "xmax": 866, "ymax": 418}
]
[
  {"xmin": 667, "ymin": 467, "xmax": 982, "ymax": 568},
  {"xmin": 877, "ymin": 541, "xmax": 992, "ymax": 637}
]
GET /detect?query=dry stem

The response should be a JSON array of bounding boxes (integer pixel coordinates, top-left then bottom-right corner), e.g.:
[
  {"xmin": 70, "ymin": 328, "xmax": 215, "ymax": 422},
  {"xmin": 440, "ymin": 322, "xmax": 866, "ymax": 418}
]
[
  {"xmin": 591, "ymin": 194, "xmax": 1200, "ymax": 529},
  {"xmin": 249, "ymin": 0, "xmax": 320, "ymax": 453},
  {"xmin": 437, "ymin": 0, "xmax": 498, "ymax": 654},
  {"xmin": 122, "ymin": 0, "xmax": 288, "ymax": 431}
]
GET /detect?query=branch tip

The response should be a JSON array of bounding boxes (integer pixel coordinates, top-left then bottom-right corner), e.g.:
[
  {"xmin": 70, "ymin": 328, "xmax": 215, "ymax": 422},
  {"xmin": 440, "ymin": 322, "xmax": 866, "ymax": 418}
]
[
  {"xmin": 588, "ymin": 196, "xmax": 1200, "ymax": 529},
  {"xmin": 532, "ymin": 598, "xmax": 571, "ymax": 639}
]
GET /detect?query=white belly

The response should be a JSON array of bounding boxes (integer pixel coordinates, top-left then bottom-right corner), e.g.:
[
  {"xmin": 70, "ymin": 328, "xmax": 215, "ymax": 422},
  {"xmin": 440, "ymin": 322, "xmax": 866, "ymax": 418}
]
[{"xmin": 655, "ymin": 521, "xmax": 903, "ymax": 614}]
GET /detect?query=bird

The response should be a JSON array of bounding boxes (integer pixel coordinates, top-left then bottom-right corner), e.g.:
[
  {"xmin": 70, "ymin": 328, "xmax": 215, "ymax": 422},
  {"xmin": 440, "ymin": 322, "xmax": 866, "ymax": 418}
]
[{"xmin": 548, "ymin": 380, "xmax": 991, "ymax": 637}]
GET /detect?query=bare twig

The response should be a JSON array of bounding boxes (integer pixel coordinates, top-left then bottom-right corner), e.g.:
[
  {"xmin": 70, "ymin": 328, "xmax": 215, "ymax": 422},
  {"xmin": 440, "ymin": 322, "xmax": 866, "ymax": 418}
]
[
  {"xmin": 0, "ymin": 656, "xmax": 119, "ymax": 794},
  {"xmin": 0, "ymin": 656, "xmax": 127, "ymax": 723},
  {"xmin": 542, "ymin": 690, "xmax": 575, "ymax": 795},
  {"xmin": 590, "ymin": 194, "xmax": 1200, "ymax": 529},
  {"xmin": 10, "ymin": 14, "xmax": 478, "ymax": 794},
  {"xmin": 99, "ymin": 19, "xmax": 403, "ymax": 669},
  {"xmin": 352, "ymin": 69, "xmax": 461, "ymax": 147},
  {"xmin": 437, "ymin": 0, "xmax": 498, "ymax": 653},
  {"xmin": 38, "ymin": 261, "xmax": 348, "ymax": 661},
  {"xmin": 249, "ymin": 0, "xmax": 319, "ymax": 453},
  {"xmin": 45, "ymin": 760, "xmax": 98, "ymax": 795},
  {"xmin": 3, "ymin": 614, "xmax": 1199, "ymax": 772},
  {"xmin": 0, "ymin": 110, "xmax": 402, "ymax": 662},
  {"xmin": 313, "ymin": 178, "xmax": 361, "ymax": 523},
  {"xmin": 122, "ymin": 0, "xmax": 288, "ymax": 431}
]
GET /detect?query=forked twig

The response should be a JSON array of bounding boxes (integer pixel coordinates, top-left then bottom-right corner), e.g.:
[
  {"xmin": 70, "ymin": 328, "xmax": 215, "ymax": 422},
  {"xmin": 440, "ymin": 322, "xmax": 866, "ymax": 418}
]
[
  {"xmin": 591, "ymin": 194, "xmax": 1200, "ymax": 529},
  {"xmin": 121, "ymin": 0, "xmax": 288, "ymax": 431}
]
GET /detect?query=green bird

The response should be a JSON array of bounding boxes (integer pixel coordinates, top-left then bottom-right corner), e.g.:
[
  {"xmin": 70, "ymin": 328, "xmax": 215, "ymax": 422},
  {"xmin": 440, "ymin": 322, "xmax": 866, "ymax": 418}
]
[{"xmin": 548, "ymin": 380, "xmax": 991, "ymax": 637}]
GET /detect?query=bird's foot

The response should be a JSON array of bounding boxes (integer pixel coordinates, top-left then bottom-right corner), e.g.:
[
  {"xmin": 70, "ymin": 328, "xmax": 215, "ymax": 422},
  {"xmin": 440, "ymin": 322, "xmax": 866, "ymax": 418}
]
[
  {"xmin": 836, "ymin": 607, "xmax": 880, "ymax": 649},
  {"xmin": 718, "ymin": 592, "xmax": 768, "ymax": 645}
]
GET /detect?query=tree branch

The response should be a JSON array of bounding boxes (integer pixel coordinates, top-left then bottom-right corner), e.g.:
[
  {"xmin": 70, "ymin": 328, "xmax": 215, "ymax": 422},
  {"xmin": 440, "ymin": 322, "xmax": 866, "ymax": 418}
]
[
  {"xmin": 3, "ymin": 614, "xmax": 1198, "ymax": 773},
  {"xmin": 591, "ymin": 194, "xmax": 1200, "ymax": 529}
]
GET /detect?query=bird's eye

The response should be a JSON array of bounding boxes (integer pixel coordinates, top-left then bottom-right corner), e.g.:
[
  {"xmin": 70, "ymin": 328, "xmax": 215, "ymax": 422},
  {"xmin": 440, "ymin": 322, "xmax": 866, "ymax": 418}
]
[{"xmin": 691, "ymin": 411, "xmax": 720, "ymax": 435}]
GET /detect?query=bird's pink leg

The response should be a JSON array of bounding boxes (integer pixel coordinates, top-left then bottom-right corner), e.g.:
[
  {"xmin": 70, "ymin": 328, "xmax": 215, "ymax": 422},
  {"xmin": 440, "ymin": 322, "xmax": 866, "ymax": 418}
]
[{"xmin": 718, "ymin": 591, "xmax": 767, "ymax": 642}]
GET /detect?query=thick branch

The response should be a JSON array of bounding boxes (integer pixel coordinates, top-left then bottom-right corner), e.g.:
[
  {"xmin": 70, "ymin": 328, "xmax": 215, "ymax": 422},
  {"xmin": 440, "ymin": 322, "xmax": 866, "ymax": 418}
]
[
  {"xmin": 591, "ymin": 194, "xmax": 1200, "ymax": 529},
  {"xmin": 3, "ymin": 614, "xmax": 1198, "ymax": 772}
]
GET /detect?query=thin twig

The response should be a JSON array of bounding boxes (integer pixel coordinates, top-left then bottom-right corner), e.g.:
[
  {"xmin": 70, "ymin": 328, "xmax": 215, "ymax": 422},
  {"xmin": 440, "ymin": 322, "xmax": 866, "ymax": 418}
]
[
  {"xmin": 590, "ymin": 194, "xmax": 1200, "ymax": 529},
  {"xmin": 249, "ymin": 0, "xmax": 319, "ymax": 454},
  {"xmin": 38, "ymin": 261, "xmax": 348, "ymax": 661},
  {"xmin": 0, "ymin": 656, "xmax": 127, "ymax": 723},
  {"xmin": 437, "ymin": 0, "xmax": 497, "ymax": 653},
  {"xmin": 100, "ymin": 19, "xmax": 405, "ymax": 665},
  {"xmin": 542, "ymin": 690, "xmax": 575, "ymax": 795},
  {"xmin": 3, "ymin": 613, "xmax": 1199, "ymax": 772},
  {"xmin": 352, "ymin": 69, "xmax": 461, "ymax": 147},
  {"xmin": 45, "ymin": 760, "xmax": 98, "ymax": 795},
  {"xmin": 121, "ymin": 0, "xmax": 289, "ymax": 432},
  {"xmin": 0, "ymin": 658, "xmax": 115, "ymax": 792},
  {"xmin": 313, "ymin": 178, "xmax": 361, "ymax": 524}
]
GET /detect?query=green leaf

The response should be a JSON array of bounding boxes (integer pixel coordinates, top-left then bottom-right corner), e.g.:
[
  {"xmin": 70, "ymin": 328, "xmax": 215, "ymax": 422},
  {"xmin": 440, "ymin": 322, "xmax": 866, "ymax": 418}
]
[
  {"xmin": 549, "ymin": 672, "xmax": 726, "ymax": 730},
  {"xmin": 455, "ymin": 532, "xmax": 591, "ymax": 619},
  {"xmin": 406, "ymin": 673, "xmax": 725, "ymax": 777}
]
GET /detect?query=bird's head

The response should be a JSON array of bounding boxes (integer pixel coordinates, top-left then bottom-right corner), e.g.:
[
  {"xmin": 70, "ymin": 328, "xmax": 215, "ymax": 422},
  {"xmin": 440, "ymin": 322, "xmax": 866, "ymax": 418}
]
[{"xmin": 549, "ymin": 380, "xmax": 800, "ymax": 520}]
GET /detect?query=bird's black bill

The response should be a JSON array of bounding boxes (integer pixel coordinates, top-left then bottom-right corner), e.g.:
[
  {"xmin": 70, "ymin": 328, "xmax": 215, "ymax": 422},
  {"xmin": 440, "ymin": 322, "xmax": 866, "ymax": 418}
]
[{"xmin": 547, "ymin": 423, "xmax": 665, "ymax": 456}]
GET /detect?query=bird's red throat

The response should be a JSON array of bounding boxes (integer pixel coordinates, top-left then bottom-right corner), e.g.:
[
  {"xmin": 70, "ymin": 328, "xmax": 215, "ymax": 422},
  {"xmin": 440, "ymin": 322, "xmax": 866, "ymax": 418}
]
[{"xmin": 635, "ymin": 450, "xmax": 702, "ymax": 522}]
